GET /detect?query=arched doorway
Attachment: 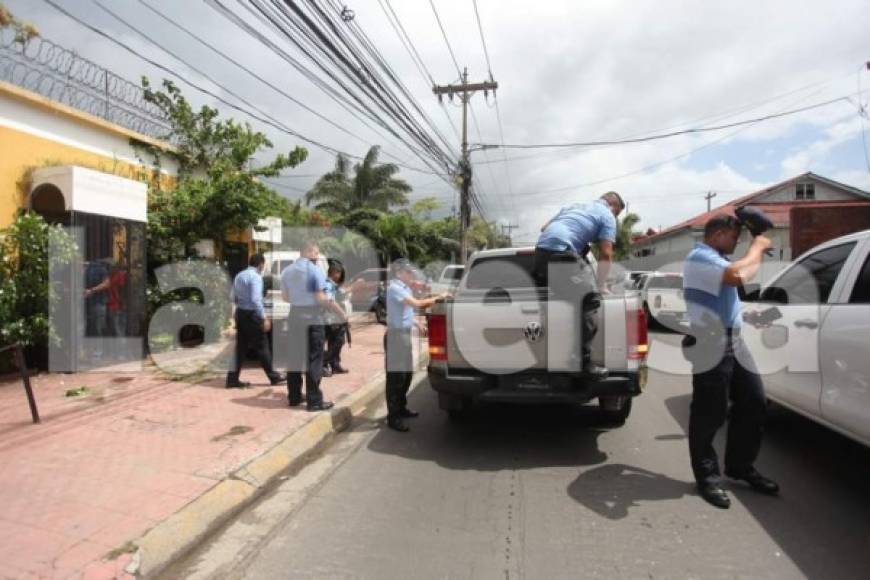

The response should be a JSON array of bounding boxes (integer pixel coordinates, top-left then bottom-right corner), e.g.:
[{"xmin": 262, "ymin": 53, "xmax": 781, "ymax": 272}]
[{"xmin": 30, "ymin": 183, "xmax": 70, "ymax": 225}]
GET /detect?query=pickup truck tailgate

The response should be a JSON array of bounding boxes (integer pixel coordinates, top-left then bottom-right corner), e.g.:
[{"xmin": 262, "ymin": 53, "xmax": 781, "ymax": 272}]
[{"xmin": 444, "ymin": 291, "xmax": 636, "ymax": 374}]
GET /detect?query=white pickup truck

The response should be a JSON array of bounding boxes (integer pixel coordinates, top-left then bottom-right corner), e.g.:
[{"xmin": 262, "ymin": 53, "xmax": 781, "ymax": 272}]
[
  {"xmin": 427, "ymin": 247, "xmax": 649, "ymax": 423},
  {"xmin": 741, "ymin": 229, "xmax": 870, "ymax": 447}
]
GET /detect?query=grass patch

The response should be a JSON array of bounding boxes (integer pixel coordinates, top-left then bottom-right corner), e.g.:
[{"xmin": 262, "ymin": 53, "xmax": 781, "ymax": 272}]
[{"xmin": 64, "ymin": 386, "xmax": 90, "ymax": 398}]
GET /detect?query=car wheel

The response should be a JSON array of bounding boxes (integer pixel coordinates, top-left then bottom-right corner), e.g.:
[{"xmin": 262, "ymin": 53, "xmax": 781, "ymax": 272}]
[
  {"xmin": 374, "ymin": 301, "xmax": 387, "ymax": 325},
  {"xmin": 643, "ymin": 302, "xmax": 658, "ymax": 329},
  {"xmin": 599, "ymin": 396, "xmax": 632, "ymax": 424}
]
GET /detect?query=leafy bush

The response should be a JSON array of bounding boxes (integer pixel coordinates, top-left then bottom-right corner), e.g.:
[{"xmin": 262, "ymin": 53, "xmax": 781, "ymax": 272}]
[{"xmin": 0, "ymin": 212, "xmax": 77, "ymax": 364}]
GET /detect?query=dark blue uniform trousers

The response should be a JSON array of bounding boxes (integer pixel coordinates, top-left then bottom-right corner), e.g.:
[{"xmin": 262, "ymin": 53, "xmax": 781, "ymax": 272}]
[{"xmin": 689, "ymin": 335, "xmax": 766, "ymax": 485}]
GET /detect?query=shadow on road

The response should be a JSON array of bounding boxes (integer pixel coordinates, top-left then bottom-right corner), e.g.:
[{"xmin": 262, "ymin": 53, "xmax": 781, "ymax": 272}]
[
  {"xmin": 567, "ymin": 463, "xmax": 693, "ymax": 519},
  {"xmin": 663, "ymin": 392, "xmax": 870, "ymax": 579},
  {"xmin": 366, "ymin": 386, "xmax": 614, "ymax": 472}
]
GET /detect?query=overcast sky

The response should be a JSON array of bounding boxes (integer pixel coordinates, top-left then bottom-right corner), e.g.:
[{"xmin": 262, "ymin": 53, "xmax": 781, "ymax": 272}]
[{"xmin": 7, "ymin": 0, "xmax": 870, "ymax": 244}]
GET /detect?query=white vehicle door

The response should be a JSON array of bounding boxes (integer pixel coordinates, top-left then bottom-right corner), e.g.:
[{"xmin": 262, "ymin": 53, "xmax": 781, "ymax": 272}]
[
  {"xmin": 820, "ymin": 241, "xmax": 870, "ymax": 442},
  {"xmin": 744, "ymin": 242, "xmax": 857, "ymax": 416}
]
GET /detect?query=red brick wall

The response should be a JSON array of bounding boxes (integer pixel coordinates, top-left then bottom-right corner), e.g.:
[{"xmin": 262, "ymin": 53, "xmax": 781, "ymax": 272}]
[{"xmin": 790, "ymin": 205, "xmax": 870, "ymax": 256}]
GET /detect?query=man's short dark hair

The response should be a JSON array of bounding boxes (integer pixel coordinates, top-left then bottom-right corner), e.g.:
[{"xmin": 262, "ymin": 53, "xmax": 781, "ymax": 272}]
[
  {"xmin": 249, "ymin": 253, "xmax": 265, "ymax": 268},
  {"xmin": 601, "ymin": 191, "xmax": 625, "ymax": 212},
  {"xmin": 704, "ymin": 214, "xmax": 741, "ymax": 238},
  {"xmin": 391, "ymin": 258, "xmax": 415, "ymax": 277}
]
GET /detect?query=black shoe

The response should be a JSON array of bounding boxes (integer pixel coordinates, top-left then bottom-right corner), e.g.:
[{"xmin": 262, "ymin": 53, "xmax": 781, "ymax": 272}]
[
  {"xmin": 331, "ymin": 364, "xmax": 349, "ymax": 374},
  {"xmin": 226, "ymin": 381, "xmax": 251, "ymax": 389},
  {"xmin": 698, "ymin": 483, "xmax": 731, "ymax": 509},
  {"xmin": 387, "ymin": 418, "xmax": 410, "ymax": 432},
  {"xmin": 288, "ymin": 392, "xmax": 306, "ymax": 407},
  {"xmin": 269, "ymin": 375, "xmax": 286, "ymax": 386},
  {"xmin": 400, "ymin": 409, "xmax": 420, "ymax": 418},
  {"xmin": 322, "ymin": 366, "xmax": 333, "ymax": 377},
  {"xmin": 307, "ymin": 401, "xmax": 335, "ymax": 412},
  {"xmin": 583, "ymin": 363, "xmax": 609, "ymax": 380},
  {"xmin": 726, "ymin": 468, "xmax": 780, "ymax": 495}
]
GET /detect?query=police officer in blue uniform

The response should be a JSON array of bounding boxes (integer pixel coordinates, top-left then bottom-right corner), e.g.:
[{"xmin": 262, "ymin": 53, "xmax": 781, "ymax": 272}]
[
  {"xmin": 533, "ymin": 191, "xmax": 624, "ymax": 378},
  {"xmin": 683, "ymin": 214, "xmax": 779, "ymax": 509},
  {"xmin": 226, "ymin": 253, "xmax": 284, "ymax": 388},
  {"xmin": 281, "ymin": 241, "xmax": 346, "ymax": 411},
  {"xmin": 384, "ymin": 259, "xmax": 448, "ymax": 432}
]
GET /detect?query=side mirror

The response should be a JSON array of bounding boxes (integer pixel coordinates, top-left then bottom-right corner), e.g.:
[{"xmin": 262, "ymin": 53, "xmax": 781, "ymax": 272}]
[{"xmin": 739, "ymin": 283, "xmax": 760, "ymax": 302}]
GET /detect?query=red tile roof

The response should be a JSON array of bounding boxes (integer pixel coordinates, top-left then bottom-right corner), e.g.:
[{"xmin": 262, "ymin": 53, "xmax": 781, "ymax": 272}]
[{"xmin": 633, "ymin": 172, "xmax": 870, "ymax": 246}]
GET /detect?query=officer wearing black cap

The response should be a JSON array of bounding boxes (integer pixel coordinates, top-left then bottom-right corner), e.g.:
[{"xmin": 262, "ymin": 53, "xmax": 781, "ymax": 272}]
[
  {"xmin": 683, "ymin": 213, "xmax": 779, "ymax": 509},
  {"xmin": 384, "ymin": 259, "xmax": 448, "ymax": 432}
]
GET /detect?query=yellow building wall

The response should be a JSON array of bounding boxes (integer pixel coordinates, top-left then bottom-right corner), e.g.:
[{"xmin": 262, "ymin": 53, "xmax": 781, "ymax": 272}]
[{"xmin": 0, "ymin": 126, "xmax": 167, "ymax": 229}]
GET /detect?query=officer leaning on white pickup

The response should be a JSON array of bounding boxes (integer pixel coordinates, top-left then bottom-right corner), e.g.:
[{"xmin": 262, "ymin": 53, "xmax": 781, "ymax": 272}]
[{"xmin": 682, "ymin": 213, "xmax": 779, "ymax": 510}]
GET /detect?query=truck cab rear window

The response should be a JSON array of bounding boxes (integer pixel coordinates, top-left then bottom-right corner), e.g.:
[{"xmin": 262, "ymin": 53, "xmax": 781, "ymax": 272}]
[{"xmin": 464, "ymin": 255, "xmax": 537, "ymax": 289}]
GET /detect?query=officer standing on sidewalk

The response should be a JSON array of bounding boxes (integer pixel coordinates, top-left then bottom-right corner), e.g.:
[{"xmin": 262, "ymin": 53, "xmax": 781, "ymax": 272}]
[
  {"xmin": 384, "ymin": 259, "xmax": 448, "ymax": 432},
  {"xmin": 226, "ymin": 253, "xmax": 284, "ymax": 388},
  {"xmin": 683, "ymin": 214, "xmax": 779, "ymax": 509},
  {"xmin": 281, "ymin": 241, "xmax": 346, "ymax": 411}
]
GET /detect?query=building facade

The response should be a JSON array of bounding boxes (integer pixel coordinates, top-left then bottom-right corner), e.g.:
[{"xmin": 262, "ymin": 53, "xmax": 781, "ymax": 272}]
[
  {"xmin": 1, "ymin": 33, "xmax": 177, "ymax": 362},
  {"xmin": 624, "ymin": 173, "xmax": 870, "ymax": 277}
]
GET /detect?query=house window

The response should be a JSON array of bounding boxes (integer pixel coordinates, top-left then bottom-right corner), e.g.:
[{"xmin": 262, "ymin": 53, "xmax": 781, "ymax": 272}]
[{"xmin": 796, "ymin": 183, "xmax": 815, "ymax": 200}]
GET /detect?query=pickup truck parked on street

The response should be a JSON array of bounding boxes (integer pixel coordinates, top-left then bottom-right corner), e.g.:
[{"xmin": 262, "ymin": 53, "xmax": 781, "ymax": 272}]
[
  {"xmin": 639, "ymin": 272, "xmax": 688, "ymax": 330},
  {"xmin": 742, "ymin": 229, "xmax": 870, "ymax": 447},
  {"xmin": 427, "ymin": 247, "xmax": 649, "ymax": 423},
  {"xmin": 430, "ymin": 264, "xmax": 465, "ymax": 295}
]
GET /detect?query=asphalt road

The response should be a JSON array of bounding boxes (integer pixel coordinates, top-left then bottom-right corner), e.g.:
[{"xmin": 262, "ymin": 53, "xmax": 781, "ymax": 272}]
[{"xmin": 167, "ymin": 332, "xmax": 870, "ymax": 580}]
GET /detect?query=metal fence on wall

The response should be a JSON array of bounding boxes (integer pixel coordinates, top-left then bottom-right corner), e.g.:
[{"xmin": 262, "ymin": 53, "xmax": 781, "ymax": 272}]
[{"xmin": 0, "ymin": 31, "xmax": 171, "ymax": 139}]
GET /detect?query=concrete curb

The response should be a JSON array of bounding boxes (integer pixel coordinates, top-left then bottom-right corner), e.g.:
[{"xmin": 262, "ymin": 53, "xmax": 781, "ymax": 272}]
[{"xmin": 127, "ymin": 367, "xmax": 391, "ymax": 579}]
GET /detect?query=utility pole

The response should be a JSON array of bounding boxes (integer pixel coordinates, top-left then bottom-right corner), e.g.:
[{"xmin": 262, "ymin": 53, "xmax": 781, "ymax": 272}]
[
  {"xmin": 705, "ymin": 191, "xmax": 717, "ymax": 213},
  {"xmin": 433, "ymin": 68, "xmax": 498, "ymax": 264},
  {"xmin": 501, "ymin": 222, "xmax": 519, "ymax": 244}
]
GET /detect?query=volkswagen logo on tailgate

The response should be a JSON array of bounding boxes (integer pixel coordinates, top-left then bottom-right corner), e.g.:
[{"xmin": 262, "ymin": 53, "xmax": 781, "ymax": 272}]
[{"xmin": 524, "ymin": 321, "xmax": 544, "ymax": 342}]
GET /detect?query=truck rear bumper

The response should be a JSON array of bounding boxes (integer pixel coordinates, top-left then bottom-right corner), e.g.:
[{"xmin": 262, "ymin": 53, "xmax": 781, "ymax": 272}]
[{"xmin": 428, "ymin": 366, "xmax": 643, "ymax": 405}]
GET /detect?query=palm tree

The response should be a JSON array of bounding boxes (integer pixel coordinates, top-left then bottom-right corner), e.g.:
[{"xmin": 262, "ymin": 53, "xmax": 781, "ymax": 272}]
[{"xmin": 305, "ymin": 146, "xmax": 411, "ymax": 213}]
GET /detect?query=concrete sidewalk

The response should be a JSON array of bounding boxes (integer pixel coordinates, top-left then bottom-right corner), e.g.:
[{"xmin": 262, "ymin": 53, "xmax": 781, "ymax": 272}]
[{"xmin": 0, "ymin": 317, "xmax": 422, "ymax": 579}]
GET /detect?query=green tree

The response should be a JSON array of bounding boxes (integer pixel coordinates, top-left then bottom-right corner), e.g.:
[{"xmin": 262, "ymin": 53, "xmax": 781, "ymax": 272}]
[
  {"xmin": 305, "ymin": 146, "xmax": 411, "ymax": 214},
  {"xmin": 0, "ymin": 2, "xmax": 39, "ymax": 43},
  {"xmin": 136, "ymin": 79, "xmax": 308, "ymax": 264},
  {"xmin": 614, "ymin": 212, "xmax": 641, "ymax": 261}
]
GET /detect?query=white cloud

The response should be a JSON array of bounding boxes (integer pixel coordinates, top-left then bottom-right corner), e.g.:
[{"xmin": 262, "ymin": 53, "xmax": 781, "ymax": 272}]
[{"xmin": 7, "ymin": 0, "xmax": 870, "ymax": 238}]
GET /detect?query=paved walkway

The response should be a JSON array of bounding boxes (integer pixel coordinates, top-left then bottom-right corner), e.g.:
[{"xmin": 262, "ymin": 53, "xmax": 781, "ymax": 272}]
[{"xmin": 0, "ymin": 317, "xmax": 412, "ymax": 579}]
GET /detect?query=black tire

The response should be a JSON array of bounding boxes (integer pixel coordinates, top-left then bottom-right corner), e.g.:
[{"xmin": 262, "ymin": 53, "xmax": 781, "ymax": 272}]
[
  {"xmin": 643, "ymin": 302, "xmax": 658, "ymax": 329},
  {"xmin": 599, "ymin": 396, "xmax": 632, "ymax": 424},
  {"xmin": 374, "ymin": 301, "xmax": 387, "ymax": 325}
]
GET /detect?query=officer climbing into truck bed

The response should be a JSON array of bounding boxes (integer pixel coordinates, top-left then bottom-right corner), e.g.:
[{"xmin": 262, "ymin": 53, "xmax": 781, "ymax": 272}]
[{"xmin": 533, "ymin": 191, "xmax": 625, "ymax": 379}]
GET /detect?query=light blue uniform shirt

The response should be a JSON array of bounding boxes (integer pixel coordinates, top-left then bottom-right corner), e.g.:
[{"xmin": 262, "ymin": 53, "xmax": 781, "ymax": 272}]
[
  {"xmin": 233, "ymin": 266, "xmax": 265, "ymax": 319},
  {"xmin": 537, "ymin": 199, "xmax": 617, "ymax": 253},
  {"xmin": 280, "ymin": 258, "xmax": 327, "ymax": 307},
  {"xmin": 324, "ymin": 279, "xmax": 338, "ymax": 301},
  {"xmin": 683, "ymin": 242, "xmax": 742, "ymax": 330},
  {"xmin": 386, "ymin": 279, "xmax": 414, "ymax": 329}
]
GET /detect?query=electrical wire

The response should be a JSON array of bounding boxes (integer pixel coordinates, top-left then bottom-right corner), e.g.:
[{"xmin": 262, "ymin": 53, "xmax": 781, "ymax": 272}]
[
  {"xmin": 485, "ymin": 95, "xmax": 856, "ymax": 150},
  {"xmin": 377, "ymin": 0, "xmax": 461, "ymax": 142},
  {"xmin": 41, "ymin": 0, "xmax": 449, "ymax": 178},
  {"xmin": 859, "ymin": 64, "xmax": 870, "ymax": 174},
  {"xmin": 136, "ymin": 0, "xmax": 427, "ymax": 171},
  {"xmin": 246, "ymin": 0, "xmax": 457, "ymax": 178}
]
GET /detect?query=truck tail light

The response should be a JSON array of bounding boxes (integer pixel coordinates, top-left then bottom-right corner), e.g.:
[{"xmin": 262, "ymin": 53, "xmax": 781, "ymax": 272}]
[
  {"xmin": 654, "ymin": 295, "xmax": 662, "ymax": 309},
  {"xmin": 428, "ymin": 313, "xmax": 448, "ymax": 361},
  {"xmin": 627, "ymin": 308, "xmax": 649, "ymax": 361}
]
